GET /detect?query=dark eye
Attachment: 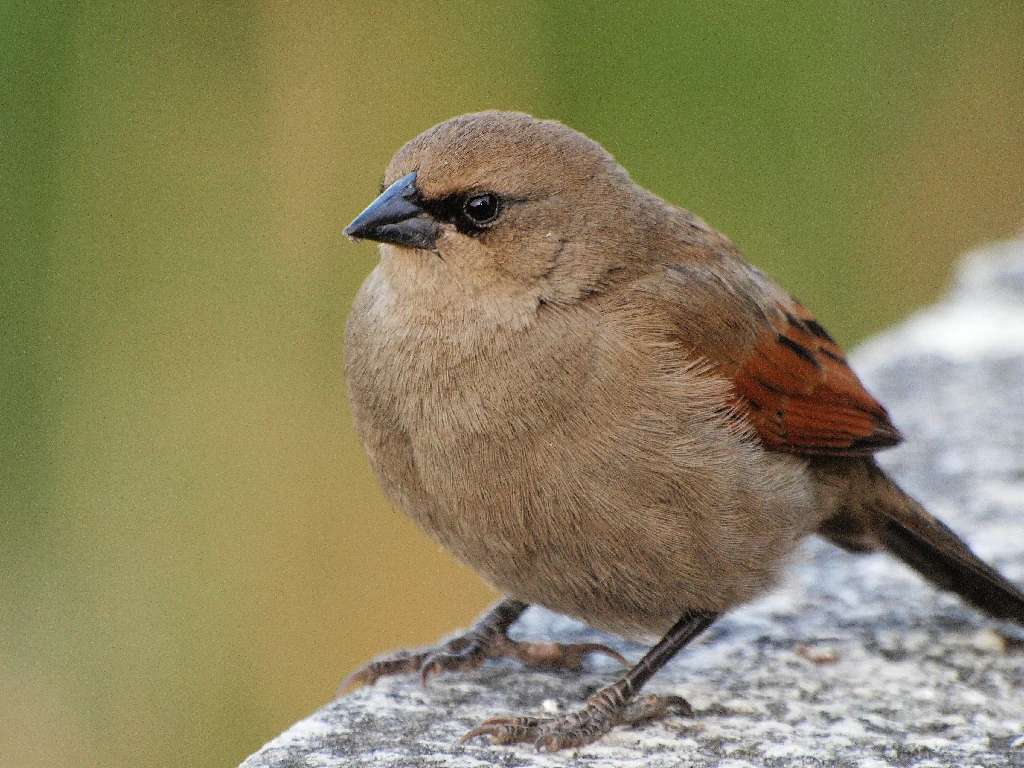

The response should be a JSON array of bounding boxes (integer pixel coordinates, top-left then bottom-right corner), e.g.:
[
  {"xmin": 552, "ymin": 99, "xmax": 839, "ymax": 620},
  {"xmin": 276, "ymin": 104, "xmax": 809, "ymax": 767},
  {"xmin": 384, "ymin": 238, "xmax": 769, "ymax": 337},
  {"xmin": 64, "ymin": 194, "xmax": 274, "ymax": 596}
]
[{"xmin": 463, "ymin": 193, "xmax": 501, "ymax": 224}]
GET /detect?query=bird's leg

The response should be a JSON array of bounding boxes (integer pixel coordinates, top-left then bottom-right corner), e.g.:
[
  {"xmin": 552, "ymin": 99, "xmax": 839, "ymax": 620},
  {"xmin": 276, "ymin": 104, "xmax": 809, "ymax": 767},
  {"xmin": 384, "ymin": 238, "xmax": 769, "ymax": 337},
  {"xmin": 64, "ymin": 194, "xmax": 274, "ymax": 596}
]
[
  {"xmin": 461, "ymin": 609, "xmax": 718, "ymax": 752},
  {"xmin": 336, "ymin": 598, "xmax": 628, "ymax": 697}
]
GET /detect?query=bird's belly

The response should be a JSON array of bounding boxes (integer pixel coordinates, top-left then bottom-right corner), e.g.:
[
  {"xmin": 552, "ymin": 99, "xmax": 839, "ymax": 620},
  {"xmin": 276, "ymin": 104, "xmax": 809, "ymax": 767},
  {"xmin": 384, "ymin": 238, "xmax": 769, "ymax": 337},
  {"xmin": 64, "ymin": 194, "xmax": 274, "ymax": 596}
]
[{"xmin": 400, "ymin": 413, "xmax": 814, "ymax": 640}]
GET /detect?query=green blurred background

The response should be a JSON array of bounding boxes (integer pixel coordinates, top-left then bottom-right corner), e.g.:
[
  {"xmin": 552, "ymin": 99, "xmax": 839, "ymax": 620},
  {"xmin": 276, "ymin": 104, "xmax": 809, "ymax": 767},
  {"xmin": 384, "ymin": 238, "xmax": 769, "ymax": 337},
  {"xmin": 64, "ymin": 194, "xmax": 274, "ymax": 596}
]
[{"xmin": 3, "ymin": 2, "xmax": 1023, "ymax": 766}]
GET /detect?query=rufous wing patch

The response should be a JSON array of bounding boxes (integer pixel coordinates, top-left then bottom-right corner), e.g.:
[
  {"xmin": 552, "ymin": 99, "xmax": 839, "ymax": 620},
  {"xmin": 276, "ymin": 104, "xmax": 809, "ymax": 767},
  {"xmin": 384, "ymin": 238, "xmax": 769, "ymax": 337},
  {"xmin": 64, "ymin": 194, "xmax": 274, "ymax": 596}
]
[{"xmin": 730, "ymin": 299, "xmax": 903, "ymax": 456}]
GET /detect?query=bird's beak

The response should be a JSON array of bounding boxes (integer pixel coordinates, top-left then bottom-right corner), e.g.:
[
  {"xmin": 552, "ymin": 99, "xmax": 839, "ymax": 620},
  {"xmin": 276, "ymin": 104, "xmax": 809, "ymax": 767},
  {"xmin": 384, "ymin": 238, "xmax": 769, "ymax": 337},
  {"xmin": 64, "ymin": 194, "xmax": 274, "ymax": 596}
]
[{"xmin": 343, "ymin": 172, "xmax": 438, "ymax": 251}]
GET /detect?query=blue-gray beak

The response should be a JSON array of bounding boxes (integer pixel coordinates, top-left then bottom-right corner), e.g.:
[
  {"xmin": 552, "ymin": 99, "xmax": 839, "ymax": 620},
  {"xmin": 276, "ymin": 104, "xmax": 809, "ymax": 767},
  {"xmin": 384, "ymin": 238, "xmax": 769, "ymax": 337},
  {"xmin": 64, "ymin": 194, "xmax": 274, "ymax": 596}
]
[{"xmin": 344, "ymin": 172, "xmax": 438, "ymax": 251}]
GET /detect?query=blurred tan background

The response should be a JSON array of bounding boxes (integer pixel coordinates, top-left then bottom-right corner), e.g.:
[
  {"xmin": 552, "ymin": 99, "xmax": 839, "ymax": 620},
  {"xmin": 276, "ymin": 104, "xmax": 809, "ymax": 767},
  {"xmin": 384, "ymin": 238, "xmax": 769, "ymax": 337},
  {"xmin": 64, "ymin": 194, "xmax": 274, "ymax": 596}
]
[{"xmin": 2, "ymin": 2, "xmax": 1023, "ymax": 766}]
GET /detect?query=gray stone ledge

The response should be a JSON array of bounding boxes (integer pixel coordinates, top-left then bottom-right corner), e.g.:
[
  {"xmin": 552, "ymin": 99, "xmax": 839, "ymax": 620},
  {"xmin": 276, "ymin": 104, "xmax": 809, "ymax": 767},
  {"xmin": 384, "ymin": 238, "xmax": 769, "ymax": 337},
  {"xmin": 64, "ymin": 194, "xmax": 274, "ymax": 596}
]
[{"xmin": 242, "ymin": 235, "xmax": 1024, "ymax": 768}]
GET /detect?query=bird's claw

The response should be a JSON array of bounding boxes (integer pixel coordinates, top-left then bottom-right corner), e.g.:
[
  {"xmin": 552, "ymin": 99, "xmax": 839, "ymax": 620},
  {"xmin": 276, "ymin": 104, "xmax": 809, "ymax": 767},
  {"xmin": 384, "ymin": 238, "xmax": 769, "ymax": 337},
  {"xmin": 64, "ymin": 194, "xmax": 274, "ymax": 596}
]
[
  {"xmin": 459, "ymin": 690, "xmax": 692, "ymax": 751},
  {"xmin": 335, "ymin": 650, "xmax": 429, "ymax": 697},
  {"xmin": 337, "ymin": 631, "xmax": 627, "ymax": 698},
  {"xmin": 500, "ymin": 638, "xmax": 628, "ymax": 671},
  {"xmin": 418, "ymin": 636, "xmax": 626, "ymax": 686},
  {"xmin": 418, "ymin": 638, "xmax": 489, "ymax": 685},
  {"xmin": 620, "ymin": 693, "xmax": 694, "ymax": 723},
  {"xmin": 460, "ymin": 715, "xmax": 546, "ymax": 747},
  {"xmin": 460, "ymin": 695, "xmax": 620, "ymax": 751}
]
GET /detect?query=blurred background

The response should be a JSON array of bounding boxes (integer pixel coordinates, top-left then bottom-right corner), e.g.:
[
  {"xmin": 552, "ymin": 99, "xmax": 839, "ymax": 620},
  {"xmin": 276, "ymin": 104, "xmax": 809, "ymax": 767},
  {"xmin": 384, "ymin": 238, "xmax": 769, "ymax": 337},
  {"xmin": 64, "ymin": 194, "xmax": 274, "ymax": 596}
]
[{"xmin": 3, "ymin": 2, "xmax": 1023, "ymax": 766}]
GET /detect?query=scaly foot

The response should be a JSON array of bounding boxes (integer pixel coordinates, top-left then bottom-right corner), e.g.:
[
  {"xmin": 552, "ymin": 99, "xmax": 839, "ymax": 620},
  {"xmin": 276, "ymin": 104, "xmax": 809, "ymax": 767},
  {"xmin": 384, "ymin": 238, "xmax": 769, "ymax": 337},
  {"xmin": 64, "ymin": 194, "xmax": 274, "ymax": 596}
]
[
  {"xmin": 461, "ymin": 687, "xmax": 694, "ymax": 751},
  {"xmin": 336, "ymin": 599, "xmax": 627, "ymax": 697},
  {"xmin": 460, "ymin": 609, "xmax": 717, "ymax": 751}
]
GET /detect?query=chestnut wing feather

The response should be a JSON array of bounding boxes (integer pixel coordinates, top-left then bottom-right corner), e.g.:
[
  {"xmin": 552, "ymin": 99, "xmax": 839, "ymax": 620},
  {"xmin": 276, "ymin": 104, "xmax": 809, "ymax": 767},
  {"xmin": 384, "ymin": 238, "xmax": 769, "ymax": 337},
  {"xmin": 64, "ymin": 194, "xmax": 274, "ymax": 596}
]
[{"xmin": 730, "ymin": 298, "xmax": 903, "ymax": 456}]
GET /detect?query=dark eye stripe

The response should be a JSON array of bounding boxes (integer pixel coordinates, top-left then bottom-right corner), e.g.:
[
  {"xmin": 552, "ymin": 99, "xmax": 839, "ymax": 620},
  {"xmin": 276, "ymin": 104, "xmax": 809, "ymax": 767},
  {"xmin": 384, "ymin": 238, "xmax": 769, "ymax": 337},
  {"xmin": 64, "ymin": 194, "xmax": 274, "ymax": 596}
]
[{"xmin": 418, "ymin": 192, "xmax": 504, "ymax": 236}]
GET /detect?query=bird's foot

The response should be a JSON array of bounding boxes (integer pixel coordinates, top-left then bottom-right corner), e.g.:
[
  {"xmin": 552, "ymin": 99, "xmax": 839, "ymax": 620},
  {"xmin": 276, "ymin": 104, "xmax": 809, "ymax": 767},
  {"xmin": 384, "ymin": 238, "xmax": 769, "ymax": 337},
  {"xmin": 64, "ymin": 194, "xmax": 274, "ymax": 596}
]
[
  {"xmin": 460, "ymin": 688, "xmax": 693, "ymax": 752},
  {"xmin": 475, "ymin": 634, "xmax": 629, "ymax": 676},
  {"xmin": 336, "ymin": 600, "xmax": 627, "ymax": 697}
]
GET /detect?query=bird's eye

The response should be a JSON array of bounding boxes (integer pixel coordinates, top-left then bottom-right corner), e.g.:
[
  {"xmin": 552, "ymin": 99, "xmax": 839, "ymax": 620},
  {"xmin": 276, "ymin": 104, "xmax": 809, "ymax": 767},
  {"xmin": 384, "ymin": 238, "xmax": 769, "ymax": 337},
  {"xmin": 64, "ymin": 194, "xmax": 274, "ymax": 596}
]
[{"xmin": 463, "ymin": 193, "xmax": 501, "ymax": 225}]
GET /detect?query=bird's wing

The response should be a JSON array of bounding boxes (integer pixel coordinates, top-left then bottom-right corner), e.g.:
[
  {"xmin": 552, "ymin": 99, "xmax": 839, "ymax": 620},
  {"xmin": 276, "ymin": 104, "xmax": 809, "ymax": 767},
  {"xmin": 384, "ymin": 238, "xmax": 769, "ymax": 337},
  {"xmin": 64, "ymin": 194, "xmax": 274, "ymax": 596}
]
[
  {"xmin": 728, "ymin": 289, "xmax": 902, "ymax": 457},
  {"xmin": 645, "ymin": 249, "xmax": 901, "ymax": 457}
]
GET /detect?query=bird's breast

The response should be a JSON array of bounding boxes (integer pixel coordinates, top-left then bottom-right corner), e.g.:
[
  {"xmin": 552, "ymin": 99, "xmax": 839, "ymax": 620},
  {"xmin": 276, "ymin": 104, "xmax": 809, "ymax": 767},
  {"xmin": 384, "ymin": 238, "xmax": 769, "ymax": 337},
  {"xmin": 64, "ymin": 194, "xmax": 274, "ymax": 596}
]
[{"xmin": 347, "ymin": 261, "xmax": 598, "ymax": 435}]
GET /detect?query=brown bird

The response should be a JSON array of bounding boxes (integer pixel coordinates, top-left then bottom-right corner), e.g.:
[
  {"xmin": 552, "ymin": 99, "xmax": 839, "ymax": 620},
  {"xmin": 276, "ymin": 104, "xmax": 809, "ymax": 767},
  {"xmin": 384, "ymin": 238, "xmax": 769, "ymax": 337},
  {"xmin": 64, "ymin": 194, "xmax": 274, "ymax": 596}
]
[{"xmin": 339, "ymin": 111, "xmax": 1024, "ymax": 751}]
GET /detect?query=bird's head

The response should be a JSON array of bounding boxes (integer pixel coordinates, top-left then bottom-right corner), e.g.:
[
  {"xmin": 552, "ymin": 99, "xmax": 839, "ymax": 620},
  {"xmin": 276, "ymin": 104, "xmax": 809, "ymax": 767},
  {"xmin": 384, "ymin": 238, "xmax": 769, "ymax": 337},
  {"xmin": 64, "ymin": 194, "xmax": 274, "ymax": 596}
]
[{"xmin": 344, "ymin": 111, "xmax": 655, "ymax": 304}]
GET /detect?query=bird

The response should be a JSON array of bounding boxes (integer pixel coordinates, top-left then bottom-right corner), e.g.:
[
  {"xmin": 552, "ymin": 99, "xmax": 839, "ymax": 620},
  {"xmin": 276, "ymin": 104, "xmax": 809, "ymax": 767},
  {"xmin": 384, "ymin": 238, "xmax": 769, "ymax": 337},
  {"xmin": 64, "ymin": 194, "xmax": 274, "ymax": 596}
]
[{"xmin": 338, "ymin": 111, "xmax": 1024, "ymax": 751}]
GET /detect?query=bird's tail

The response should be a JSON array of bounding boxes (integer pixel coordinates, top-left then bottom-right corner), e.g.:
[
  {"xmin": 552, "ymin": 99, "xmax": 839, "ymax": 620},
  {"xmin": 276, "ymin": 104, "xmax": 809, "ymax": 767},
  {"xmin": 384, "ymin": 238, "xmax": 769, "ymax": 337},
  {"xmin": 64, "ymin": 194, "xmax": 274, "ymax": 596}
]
[{"xmin": 816, "ymin": 459, "xmax": 1024, "ymax": 626}]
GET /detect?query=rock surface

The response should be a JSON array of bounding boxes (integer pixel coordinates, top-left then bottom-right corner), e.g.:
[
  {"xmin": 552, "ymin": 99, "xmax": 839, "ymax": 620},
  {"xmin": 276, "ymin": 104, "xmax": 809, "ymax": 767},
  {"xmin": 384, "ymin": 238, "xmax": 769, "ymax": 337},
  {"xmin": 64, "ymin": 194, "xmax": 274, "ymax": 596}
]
[{"xmin": 241, "ymin": 236, "xmax": 1024, "ymax": 768}]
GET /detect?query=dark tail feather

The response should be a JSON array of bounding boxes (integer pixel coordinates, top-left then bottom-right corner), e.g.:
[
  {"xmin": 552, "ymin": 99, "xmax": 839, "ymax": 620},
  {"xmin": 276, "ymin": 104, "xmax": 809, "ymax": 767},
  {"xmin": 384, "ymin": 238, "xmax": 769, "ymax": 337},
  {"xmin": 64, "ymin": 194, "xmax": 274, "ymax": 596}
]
[{"xmin": 869, "ymin": 465, "xmax": 1024, "ymax": 625}]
